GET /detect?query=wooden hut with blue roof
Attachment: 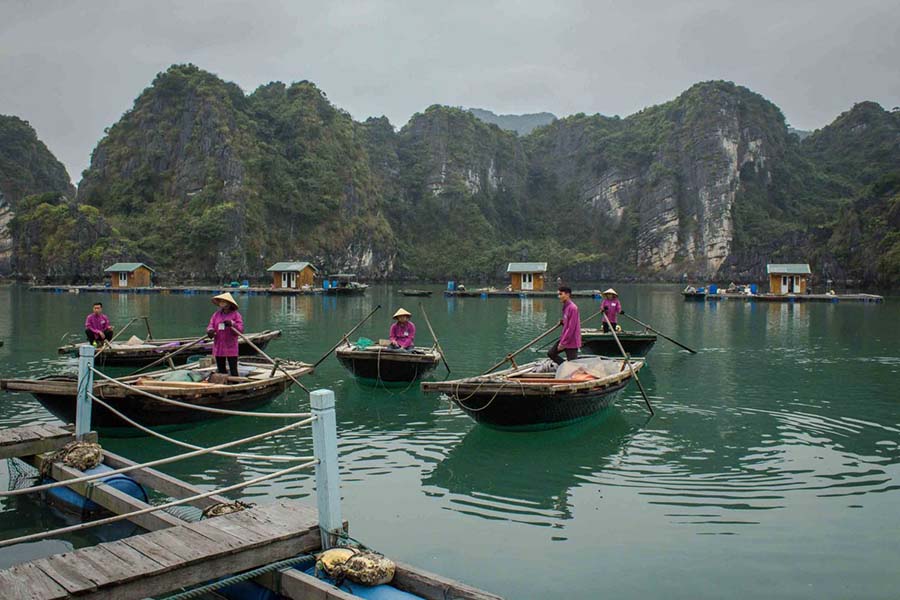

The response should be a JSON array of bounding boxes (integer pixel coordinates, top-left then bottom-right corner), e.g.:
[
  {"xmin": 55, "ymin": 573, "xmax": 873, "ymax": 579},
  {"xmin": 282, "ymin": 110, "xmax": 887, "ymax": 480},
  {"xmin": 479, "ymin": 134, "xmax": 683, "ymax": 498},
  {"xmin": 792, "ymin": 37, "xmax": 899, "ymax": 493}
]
[
  {"xmin": 767, "ymin": 263, "xmax": 811, "ymax": 295},
  {"xmin": 104, "ymin": 262, "xmax": 154, "ymax": 288},
  {"xmin": 507, "ymin": 262, "xmax": 548, "ymax": 291},
  {"xmin": 267, "ymin": 261, "xmax": 317, "ymax": 289}
]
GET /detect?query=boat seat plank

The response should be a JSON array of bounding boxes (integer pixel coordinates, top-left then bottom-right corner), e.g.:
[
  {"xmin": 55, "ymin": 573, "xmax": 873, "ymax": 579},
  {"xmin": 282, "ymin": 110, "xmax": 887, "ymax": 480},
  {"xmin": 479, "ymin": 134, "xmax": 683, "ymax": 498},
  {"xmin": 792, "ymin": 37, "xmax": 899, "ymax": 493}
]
[{"xmin": 0, "ymin": 562, "xmax": 69, "ymax": 600}]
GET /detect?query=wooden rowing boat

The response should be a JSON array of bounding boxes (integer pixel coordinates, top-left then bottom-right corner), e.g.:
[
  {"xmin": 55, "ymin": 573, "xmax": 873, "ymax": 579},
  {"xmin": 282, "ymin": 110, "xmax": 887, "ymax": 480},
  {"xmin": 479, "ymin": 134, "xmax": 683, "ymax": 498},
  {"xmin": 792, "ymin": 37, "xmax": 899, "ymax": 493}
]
[
  {"xmin": 421, "ymin": 357, "xmax": 643, "ymax": 430},
  {"xmin": 399, "ymin": 289, "xmax": 432, "ymax": 297},
  {"xmin": 57, "ymin": 330, "xmax": 281, "ymax": 367},
  {"xmin": 335, "ymin": 342, "xmax": 441, "ymax": 384},
  {"xmin": 580, "ymin": 329, "xmax": 657, "ymax": 357},
  {"xmin": 0, "ymin": 357, "xmax": 313, "ymax": 430}
]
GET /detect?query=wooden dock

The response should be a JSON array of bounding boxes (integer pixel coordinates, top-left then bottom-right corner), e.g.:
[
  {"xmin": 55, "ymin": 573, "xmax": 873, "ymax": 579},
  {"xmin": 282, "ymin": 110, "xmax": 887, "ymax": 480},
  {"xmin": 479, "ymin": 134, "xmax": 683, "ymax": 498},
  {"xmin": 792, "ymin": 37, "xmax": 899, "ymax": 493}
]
[
  {"xmin": 444, "ymin": 289, "xmax": 602, "ymax": 298},
  {"xmin": 0, "ymin": 421, "xmax": 503, "ymax": 599}
]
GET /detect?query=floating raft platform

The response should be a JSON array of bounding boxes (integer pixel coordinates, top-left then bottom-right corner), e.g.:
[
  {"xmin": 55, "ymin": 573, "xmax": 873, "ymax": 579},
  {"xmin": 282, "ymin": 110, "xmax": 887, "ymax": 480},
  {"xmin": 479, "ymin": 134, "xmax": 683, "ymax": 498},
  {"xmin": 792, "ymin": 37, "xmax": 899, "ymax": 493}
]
[
  {"xmin": 702, "ymin": 292, "xmax": 884, "ymax": 303},
  {"xmin": 444, "ymin": 289, "xmax": 604, "ymax": 298},
  {"xmin": 0, "ymin": 422, "xmax": 503, "ymax": 599},
  {"xmin": 29, "ymin": 285, "xmax": 326, "ymax": 296}
]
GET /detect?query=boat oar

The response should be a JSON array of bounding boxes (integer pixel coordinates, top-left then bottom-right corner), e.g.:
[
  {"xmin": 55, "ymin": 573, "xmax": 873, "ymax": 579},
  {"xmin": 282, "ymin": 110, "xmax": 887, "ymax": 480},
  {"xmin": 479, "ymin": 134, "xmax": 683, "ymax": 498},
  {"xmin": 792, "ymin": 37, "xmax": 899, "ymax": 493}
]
[
  {"xmin": 603, "ymin": 313, "xmax": 654, "ymax": 415},
  {"xmin": 129, "ymin": 335, "xmax": 210, "ymax": 376},
  {"xmin": 483, "ymin": 307, "xmax": 606, "ymax": 374},
  {"xmin": 419, "ymin": 303, "xmax": 450, "ymax": 373},
  {"xmin": 621, "ymin": 313, "xmax": 697, "ymax": 354},
  {"xmin": 312, "ymin": 304, "xmax": 382, "ymax": 368},
  {"xmin": 231, "ymin": 327, "xmax": 310, "ymax": 393}
]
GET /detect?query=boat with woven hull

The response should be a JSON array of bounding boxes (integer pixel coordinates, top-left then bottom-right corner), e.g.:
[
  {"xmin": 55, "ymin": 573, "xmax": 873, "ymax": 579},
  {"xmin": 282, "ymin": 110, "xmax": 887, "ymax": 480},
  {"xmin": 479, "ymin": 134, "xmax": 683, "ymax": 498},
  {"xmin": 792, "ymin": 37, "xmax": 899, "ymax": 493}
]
[
  {"xmin": 335, "ymin": 342, "xmax": 441, "ymax": 384},
  {"xmin": 323, "ymin": 274, "xmax": 368, "ymax": 296},
  {"xmin": 399, "ymin": 289, "xmax": 432, "ymax": 297},
  {"xmin": 580, "ymin": 329, "xmax": 657, "ymax": 357},
  {"xmin": 0, "ymin": 357, "xmax": 313, "ymax": 429},
  {"xmin": 57, "ymin": 330, "xmax": 282, "ymax": 367},
  {"xmin": 682, "ymin": 291, "xmax": 707, "ymax": 301},
  {"xmin": 421, "ymin": 357, "xmax": 643, "ymax": 431}
]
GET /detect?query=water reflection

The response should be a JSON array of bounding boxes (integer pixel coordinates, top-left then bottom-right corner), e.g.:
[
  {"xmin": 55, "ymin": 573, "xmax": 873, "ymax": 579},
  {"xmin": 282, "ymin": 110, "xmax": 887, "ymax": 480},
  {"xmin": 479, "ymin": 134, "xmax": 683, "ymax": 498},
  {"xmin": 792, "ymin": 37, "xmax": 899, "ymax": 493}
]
[{"xmin": 424, "ymin": 412, "xmax": 637, "ymax": 525}]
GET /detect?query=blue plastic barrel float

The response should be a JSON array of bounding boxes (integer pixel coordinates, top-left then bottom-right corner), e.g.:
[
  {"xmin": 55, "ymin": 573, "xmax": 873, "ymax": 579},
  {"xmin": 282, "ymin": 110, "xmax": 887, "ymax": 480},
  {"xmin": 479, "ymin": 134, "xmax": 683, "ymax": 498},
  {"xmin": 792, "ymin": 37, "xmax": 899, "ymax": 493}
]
[{"xmin": 44, "ymin": 464, "xmax": 147, "ymax": 516}]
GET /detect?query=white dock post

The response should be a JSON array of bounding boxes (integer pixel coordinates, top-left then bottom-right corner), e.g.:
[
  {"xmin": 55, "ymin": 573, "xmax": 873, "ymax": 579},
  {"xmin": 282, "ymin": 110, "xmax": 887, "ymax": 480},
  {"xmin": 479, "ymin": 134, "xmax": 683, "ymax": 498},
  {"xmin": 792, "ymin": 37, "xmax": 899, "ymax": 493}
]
[
  {"xmin": 311, "ymin": 388, "xmax": 342, "ymax": 549},
  {"xmin": 75, "ymin": 344, "xmax": 95, "ymax": 440}
]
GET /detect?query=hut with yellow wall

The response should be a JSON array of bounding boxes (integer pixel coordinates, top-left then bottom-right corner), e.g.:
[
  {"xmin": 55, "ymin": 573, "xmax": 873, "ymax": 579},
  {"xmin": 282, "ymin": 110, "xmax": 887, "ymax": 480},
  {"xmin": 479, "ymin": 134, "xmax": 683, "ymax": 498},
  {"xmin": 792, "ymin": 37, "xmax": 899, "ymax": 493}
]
[
  {"xmin": 105, "ymin": 263, "xmax": 154, "ymax": 288},
  {"xmin": 767, "ymin": 263, "xmax": 811, "ymax": 295},
  {"xmin": 267, "ymin": 261, "xmax": 317, "ymax": 289},
  {"xmin": 507, "ymin": 262, "xmax": 548, "ymax": 291}
]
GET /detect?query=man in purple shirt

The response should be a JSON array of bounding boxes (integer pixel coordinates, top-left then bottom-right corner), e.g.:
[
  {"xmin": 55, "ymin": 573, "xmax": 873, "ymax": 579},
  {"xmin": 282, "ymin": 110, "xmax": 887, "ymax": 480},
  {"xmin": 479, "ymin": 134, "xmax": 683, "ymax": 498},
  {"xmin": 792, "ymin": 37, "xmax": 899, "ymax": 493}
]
[
  {"xmin": 548, "ymin": 286, "xmax": 581, "ymax": 365},
  {"xmin": 84, "ymin": 302, "xmax": 114, "ymax": 346}
]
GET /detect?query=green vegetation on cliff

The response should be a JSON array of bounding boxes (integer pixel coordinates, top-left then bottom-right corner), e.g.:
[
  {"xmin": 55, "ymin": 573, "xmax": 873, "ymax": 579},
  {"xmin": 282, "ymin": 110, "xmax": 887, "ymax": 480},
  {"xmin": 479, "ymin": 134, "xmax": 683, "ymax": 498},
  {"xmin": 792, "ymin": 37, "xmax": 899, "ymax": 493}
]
[
  {"xmin": 4, "ymin": 67, "xmax": 898, "ymax": 287},
  {"xmin": 0, "ymin": 115, "xmax": 74, "ymax": 205}
]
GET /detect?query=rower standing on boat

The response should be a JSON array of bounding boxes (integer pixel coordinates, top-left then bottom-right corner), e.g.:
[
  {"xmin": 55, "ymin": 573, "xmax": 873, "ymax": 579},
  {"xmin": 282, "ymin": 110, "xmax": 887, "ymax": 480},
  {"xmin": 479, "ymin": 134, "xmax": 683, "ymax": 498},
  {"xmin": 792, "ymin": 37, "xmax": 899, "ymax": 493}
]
[
  {"xmin": 84, "ymin": 302, "xmax": 114, "ymax": 346},
  {"xmin": 388, "ymin": 308, "xmax": 416, "ymax": 351},
  {"xmin": 206, "ymin": 292, "xmax": 243, "ymax": 376},
  {"xmin": 548, "ymin": 286, "xmax": 581, "ymax": 365},
  {"xmin": 600, "ymin": 288, "xmax": 623, "ymax": 333}
]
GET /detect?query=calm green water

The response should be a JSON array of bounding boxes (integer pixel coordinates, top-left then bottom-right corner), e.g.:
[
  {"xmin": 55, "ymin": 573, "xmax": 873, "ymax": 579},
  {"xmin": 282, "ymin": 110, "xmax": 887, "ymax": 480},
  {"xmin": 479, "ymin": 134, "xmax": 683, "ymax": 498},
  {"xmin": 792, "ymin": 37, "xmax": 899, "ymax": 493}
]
[{"xmin": 0, "ymin": 284, "xmax": 897, "ymax": 598}]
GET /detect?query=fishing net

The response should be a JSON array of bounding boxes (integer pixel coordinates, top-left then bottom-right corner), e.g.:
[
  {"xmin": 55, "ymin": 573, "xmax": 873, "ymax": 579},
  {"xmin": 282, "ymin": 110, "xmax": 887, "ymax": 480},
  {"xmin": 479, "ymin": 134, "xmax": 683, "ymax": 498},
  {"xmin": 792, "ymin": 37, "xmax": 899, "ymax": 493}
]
[{"xmin": 355, "ymin": 337, "xmax": 375, "ymax": 349}]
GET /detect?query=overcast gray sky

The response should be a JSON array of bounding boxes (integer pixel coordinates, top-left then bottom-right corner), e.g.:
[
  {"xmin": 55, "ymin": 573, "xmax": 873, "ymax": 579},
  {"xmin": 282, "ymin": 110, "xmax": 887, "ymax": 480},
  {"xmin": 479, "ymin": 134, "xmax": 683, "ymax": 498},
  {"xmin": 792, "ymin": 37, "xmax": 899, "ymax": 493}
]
[{"xmin": 2, "ymin": 0, "xmax": 898, "ymax": 183}]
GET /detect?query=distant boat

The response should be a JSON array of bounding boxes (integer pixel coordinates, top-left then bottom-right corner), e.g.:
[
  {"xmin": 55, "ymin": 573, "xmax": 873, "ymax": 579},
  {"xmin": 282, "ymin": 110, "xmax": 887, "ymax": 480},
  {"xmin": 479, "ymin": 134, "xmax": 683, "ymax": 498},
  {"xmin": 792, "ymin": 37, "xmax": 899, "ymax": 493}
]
[
  {"xmin": 57, "ymin": 330, "xmax": 281, "ymax": 367},
  {"xmin": 682, "ymin": 286, "xmax": 707, "ymax": 300},
  {"xmin": 580, "ymin": 329, "xmax": 657, "ymax": 357},
  {"xmin": 323, "ymin": 274, "xmax": 368, "ymax": 295},
  {"xmin": 400, "ymin": 289, "xmax": 432, "ymax": 297},
  {"xmin": 0, "ymin": 356, "xmax": 313, "ymax": 429},
  {"xmin": 421, "ymin": 357, "xmax": 643, "ymax": 430},
  {"xmin": 336, "ymin": 341, "xmax": 441, "ymax": 384}
]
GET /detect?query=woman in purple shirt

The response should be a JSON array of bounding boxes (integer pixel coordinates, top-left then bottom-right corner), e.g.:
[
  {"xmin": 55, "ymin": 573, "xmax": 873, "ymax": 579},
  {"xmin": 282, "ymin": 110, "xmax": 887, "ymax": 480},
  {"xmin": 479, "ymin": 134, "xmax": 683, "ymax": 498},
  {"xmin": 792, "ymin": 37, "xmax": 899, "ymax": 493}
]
[
  {"xmin": 388, "ymin": 308, "xmax": 416, "ymax": 351},
  {"xmin": 206, "ymin": 292, "xmax": 244, "ymax": 376},
  {"xmin": 599, "ymin": 288, "xmax": 623, "ymax": 333},
  {"xmin": 548, "ymin": 286, "xmax": 581, "ymax": 365}
]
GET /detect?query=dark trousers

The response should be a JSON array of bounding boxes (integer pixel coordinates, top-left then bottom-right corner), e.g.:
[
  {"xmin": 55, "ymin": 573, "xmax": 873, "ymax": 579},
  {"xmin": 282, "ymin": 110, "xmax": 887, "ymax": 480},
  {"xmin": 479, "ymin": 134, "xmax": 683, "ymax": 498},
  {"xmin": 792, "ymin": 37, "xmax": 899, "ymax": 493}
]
[
  {"xmin": 85, "ymin": 328, "xmax": 114, "ymax": 344},
  {"xmin": 216, "ymin": 356, "xmax": 239, "ymax": 376},
  {"xmin": 602, "ymin": 321, "xmax": 617, "ymax": 333},
  {"xmin": 547, "ymin": 340, "xmax": 578, "ymax": 365}
]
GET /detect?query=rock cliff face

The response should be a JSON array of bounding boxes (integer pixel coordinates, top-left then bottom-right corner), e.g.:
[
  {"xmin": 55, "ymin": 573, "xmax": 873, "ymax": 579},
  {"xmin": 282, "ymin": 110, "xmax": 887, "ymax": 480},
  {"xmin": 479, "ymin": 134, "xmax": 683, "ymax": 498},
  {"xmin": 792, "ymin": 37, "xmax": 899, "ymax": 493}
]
[
  {"xmin": 7, "ymin": 66, "xmax": 899, "ymax": 286},
  {"xmin": 528, "ymin": 82, "xmax": 794, "ymax": 279},
  {"xmin": 0, "ymin": 115, "xmax": 74, "ymax": 272},
  {"xmin": 77, "ymin": 65, "xmax": 395, "ymax": 279}
]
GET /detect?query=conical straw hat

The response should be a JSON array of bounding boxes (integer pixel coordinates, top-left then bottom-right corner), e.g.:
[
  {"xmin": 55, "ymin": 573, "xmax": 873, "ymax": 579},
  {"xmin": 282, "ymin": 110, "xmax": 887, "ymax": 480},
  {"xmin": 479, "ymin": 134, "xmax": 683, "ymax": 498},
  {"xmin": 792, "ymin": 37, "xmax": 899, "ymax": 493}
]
[
  {"xmin": 602, "ymin": 288, "xmax": 618, "ymax": 297},
  {"xmin": 212, "ymin": 292, "xmax": 239, "ymax": 309},
  {"xmin": 392, "ymin": 308, "xmax": 412, "ymax": 319}
]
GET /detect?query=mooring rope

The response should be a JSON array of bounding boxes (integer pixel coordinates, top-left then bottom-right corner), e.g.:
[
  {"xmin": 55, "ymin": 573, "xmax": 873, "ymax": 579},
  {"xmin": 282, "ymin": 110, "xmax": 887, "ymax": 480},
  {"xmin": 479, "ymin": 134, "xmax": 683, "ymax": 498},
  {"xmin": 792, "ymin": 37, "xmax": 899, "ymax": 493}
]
[
  {"xmin": 88, "ymin": 393, "xmax": 315, "ymax": 462},
  {"xmin": 90, "ymin": 367, "xmax": 312, "ymax": 419},
  {"xmin": 0, "ymin": 457, "xmax": 318, "ymax": 548},
  {"xmin": 157, "ymin": 554, "xmax": 317, "ymax": 600},
  {"xmin": 0, "ymin": 413, "xmax": 315, "ymax": 498}
]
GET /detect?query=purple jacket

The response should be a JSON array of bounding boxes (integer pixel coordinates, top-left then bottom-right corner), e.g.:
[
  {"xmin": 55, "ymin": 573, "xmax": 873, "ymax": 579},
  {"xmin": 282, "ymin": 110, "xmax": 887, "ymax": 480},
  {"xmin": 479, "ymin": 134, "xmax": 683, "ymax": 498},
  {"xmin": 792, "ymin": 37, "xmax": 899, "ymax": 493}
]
[
  {"xmin": 389, "ymin": 321, "xmax": 416, "ymax": 348},
  {"xmin": 559, "ymin": 300, "xmax": 582, "ymax": 349},
  {"xmin": 600, "ymin": 298, "xmax": 622, "ymax": 323},
  {"xmin": 207, "ymin": 309, "xmax": 244, "ymax": 357},
  {"xmin": 85, "ymin": 313, "xmax": 111, "ymax": 334}
]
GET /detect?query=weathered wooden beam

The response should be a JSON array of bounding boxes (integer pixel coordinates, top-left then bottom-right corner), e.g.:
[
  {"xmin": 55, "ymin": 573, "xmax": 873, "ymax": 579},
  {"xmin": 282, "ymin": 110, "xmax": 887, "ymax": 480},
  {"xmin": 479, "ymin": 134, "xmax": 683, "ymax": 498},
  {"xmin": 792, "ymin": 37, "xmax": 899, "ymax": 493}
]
[
  {"xmin": 0, "ymin": 423, "xmax": 96, "ymax": 460},
  {"xmin": 257, "ymin": 568, "xmax": 359, "ymax": 600},
  {"xmin": 101, "ymin": 450, "xmax": 231, "ymax": 510},
  {"xmin": 30, "ymin": 454, "xmax": 185, "ymax": 531},
  {"xmin": 393, "ymin": 561, "xmax": 505, "ymax": 600}
]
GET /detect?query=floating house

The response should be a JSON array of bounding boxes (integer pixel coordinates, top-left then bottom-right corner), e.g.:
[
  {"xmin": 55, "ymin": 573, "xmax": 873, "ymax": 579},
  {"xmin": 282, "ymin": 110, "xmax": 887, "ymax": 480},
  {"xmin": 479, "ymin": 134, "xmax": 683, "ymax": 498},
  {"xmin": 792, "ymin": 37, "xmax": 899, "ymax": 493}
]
[
  {"xmin": 104, "ymin": 262, "xmax": 154, "ymax": 288},
  {"xmin": 507, "ymin": 262, "xmax": 548, "ymax": 291},
  {"xmin": 267, "ymin": 261, "xmax": 317, "ymax": 289},
  {"xmin": 767, "ymin": 263, "xmax": 811, "ymax": 295}
]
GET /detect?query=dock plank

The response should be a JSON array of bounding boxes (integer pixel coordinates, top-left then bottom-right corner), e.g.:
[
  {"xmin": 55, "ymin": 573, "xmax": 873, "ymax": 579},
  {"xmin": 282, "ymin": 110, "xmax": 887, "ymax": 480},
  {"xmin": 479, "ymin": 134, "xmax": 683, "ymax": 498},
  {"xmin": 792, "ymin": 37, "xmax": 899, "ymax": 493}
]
[
  {"xmin": 30, "ymin": 553, "xmax": 98, "ymax": 595},
  {"xmin": 0, "ymin": 424, "xmax": 95, "ymax": 460},
  {"xmin": 393, "ymin": 561, "xmax": 505, "ymax": 600},
  {"xmin": 0, "ymin": 562, "xmax": 68, "ymax": 600},
  {"xmin": 120, "ymin": 535, "xmax": 184, "ymax": 569}
]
